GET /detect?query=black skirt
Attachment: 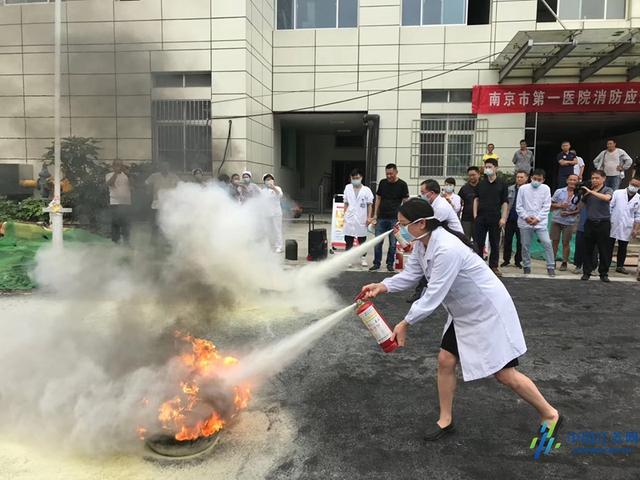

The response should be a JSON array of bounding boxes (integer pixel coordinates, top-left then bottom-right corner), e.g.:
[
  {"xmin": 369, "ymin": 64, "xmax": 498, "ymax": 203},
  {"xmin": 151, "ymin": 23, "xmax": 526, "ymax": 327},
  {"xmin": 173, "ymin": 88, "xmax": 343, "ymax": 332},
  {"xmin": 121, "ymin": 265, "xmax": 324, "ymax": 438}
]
[{"xmin": 440, "ymin": 321, "xmax": 519, "ymax": 369}]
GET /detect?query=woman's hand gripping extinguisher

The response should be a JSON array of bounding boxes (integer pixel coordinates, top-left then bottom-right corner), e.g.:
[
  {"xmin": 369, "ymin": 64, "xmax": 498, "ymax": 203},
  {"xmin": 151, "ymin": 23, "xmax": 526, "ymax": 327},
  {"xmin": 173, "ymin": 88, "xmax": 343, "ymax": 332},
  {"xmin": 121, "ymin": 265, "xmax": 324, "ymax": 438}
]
[{"xmin": 354, "ymin": 291, "xmax": 398, "ymax": 353}]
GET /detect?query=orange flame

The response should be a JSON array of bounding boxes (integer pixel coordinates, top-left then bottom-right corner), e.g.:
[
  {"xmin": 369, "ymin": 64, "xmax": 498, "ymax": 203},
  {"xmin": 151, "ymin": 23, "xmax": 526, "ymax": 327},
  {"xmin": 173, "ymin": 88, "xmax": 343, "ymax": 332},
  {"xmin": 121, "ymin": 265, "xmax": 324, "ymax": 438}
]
[{"xmin": 140, "ymin": 332, "xmax": 251, "ymax": 442}]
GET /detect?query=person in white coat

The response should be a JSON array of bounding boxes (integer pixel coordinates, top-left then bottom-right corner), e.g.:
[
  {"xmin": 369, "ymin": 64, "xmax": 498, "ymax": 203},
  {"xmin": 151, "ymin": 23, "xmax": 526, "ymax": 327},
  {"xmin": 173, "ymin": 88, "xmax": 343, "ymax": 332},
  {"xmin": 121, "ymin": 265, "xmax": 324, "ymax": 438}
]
[
  {"xmin": 359, "ymin": 198, "xmax": 561, "ymax": 441},
  {"xmin": 443, "ymin": 177, "xmax": 462, "ymax": 215},
  {"xmin": 609, "ymin": 177, "xmax": 640, "ymax": 274},
  {"xmin": 261, "ymin": 173, "xmax": 284, "ymax": 253},
  {"xmin": 516, "ymin": 169, "xmax": 555, "ymax": 276},
  {"xmin": 343, "ymin": 169, "xmax": 374, "ymax": 268}
]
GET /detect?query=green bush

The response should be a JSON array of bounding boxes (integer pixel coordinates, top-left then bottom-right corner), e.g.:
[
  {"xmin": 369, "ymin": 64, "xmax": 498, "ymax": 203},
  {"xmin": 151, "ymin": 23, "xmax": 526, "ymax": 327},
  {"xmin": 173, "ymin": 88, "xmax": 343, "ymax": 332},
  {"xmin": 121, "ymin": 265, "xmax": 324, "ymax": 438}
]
[
  {"xmin": 0, "ymin": 197, "xmax": 48, "ymax": 223},
  {"xmin": 16, "ymin": 198, "xmax": 48, "ymax": 223}
]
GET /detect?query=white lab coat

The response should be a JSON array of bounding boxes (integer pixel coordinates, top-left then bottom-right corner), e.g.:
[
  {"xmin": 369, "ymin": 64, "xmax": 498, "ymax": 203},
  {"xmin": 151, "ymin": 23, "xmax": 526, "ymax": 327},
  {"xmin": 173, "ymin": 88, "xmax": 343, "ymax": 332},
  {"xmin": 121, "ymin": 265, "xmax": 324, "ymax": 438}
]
[
  {"xmin": 343, "ymin": 184, "xmax": 374, "ymax": 237},
  {"xmin": 262, "ymin": 185, "xmax": 284, "ymax": 250},
  {"xmin": 516, "ymin": 183, "xmax": 551, "ymax": 230},
  {"xmin": 431, "ymin": 195, "xmax": 464, "ymax": 234},
  {"xmin": 609, "ymin": 189, "xmax": 640, "ymax": 241},
  {"xmin": 382, "ymin": 228, "xmax": 527, "ymax": 382}
]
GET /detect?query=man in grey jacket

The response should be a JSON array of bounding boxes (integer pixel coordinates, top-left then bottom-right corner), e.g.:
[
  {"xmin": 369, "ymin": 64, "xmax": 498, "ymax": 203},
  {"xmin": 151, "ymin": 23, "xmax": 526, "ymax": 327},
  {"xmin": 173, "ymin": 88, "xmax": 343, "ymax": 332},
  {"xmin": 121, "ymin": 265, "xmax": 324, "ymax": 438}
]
[{"xmin": 593, "ymin": 139, "xmax": 633, "ymax": 191}]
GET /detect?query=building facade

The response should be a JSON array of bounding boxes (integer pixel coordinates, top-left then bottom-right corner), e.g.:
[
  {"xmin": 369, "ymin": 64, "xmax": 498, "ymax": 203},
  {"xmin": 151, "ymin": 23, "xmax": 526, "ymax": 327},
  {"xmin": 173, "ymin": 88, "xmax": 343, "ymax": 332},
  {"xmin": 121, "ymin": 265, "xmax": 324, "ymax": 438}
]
[{"xmin": 1, "ymin": 0, "xmax": 639, "ymax": 206}]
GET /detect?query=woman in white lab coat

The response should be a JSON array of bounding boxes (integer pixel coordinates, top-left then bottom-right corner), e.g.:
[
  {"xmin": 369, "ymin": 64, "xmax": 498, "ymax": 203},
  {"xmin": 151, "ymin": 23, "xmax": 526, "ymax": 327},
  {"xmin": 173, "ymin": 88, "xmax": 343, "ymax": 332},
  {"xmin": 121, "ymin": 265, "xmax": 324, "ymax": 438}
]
[
  {"xmin": 261, "ymin": 173, "xmax": 284, "ymax": 253},
  {"xmin": 343, "ymin": 169, "xmax": 374, "ymax": 268},
  {"xmin": 360, "ymin": 198, "xmax": 561, "ymax": 441},
  {"xmin": 609, "ymin": 178, "xmax": 640, "ymax": 273}
]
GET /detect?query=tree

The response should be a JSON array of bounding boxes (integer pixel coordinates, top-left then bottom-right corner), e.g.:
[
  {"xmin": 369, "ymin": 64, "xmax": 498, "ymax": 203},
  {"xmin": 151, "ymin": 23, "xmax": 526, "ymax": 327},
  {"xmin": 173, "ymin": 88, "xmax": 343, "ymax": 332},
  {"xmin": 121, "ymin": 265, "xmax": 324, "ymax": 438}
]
[{"xmin": 42, "ymin": 136, "xmax": 109, "ymax": 228}]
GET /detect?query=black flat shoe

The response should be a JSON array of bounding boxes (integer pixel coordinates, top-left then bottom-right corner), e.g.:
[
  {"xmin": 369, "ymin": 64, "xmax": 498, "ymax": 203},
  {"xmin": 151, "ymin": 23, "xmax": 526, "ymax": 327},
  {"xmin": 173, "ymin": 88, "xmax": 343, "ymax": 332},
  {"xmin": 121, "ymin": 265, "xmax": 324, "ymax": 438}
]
[{"xmin": 423, "ymin": 422, "xmax": 455, "ymax": 441}]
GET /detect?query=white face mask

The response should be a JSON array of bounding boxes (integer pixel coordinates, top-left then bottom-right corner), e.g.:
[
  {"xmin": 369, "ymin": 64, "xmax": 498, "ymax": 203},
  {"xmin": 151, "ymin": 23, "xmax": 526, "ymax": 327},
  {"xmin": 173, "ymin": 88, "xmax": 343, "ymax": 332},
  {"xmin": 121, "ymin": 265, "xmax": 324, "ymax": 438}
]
[
  {"xmin": 485, "ymin": 168, "xmax": 495, "ymax": 176},
  {"xmin": 398, "ymin": 216, "xmax": 436, "ymax": 243},
  {"xmin": 444, "ymin": 185, "xmax": 454, "ymax": 193},
  {"xmin": 628, "ymin": 185, "xmax": 639, "ymax": 194}
]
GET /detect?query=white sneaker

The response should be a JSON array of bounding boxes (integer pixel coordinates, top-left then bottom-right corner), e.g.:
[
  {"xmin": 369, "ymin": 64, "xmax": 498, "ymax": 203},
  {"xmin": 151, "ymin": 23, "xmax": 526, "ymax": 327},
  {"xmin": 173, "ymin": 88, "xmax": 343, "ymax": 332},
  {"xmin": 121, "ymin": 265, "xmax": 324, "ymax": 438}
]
[
  {"xmin": 360, "ymin": 259, "xmax": 368, "ymax": 267},
  {"xmin": 275, "ymin": 247, "xmax": 283, "ymax": 253}
]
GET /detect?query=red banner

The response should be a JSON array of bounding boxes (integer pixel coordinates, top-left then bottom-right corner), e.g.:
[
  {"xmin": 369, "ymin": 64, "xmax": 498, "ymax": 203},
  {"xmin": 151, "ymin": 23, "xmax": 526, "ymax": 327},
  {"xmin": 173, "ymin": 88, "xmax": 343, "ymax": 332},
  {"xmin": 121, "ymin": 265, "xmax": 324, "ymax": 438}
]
[{"xmin": 472, "ymin": 82, "xmax": 640, "ymax": 114}]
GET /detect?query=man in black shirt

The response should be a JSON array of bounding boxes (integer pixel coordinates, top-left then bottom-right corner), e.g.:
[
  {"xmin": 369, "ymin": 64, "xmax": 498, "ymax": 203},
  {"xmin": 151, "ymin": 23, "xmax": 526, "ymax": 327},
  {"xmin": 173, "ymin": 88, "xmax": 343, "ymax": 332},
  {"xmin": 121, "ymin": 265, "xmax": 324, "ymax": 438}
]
[
  {"xmin": 370, "ymin": 163, "xmax": 410, "ymax": 271},
  {"xmin": 473, "ymin": 158, "xmax": 509, "ymax": 276},
  {"xmin": 556, "ymin": 140, "xmax": 577, "ymax": 188},
  {"xmin": 459, "ymin": 166, "xmax": 480, "ymax": 241},
  {"xmin": 580, "ymin": 170, "xmax": 614, "ymax": 282}
]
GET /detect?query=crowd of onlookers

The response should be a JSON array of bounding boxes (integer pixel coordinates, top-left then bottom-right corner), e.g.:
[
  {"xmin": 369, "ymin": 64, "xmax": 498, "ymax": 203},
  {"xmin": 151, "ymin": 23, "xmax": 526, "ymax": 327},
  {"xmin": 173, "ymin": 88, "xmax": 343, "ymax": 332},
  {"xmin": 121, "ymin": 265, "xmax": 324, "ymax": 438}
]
[
  {"xmin": 342, "ymin": 139, "xmax": 640, "ymax": 283},
  {"xmin": 105, "ymin": 161, "xmax": 286, "ymax": 252}
]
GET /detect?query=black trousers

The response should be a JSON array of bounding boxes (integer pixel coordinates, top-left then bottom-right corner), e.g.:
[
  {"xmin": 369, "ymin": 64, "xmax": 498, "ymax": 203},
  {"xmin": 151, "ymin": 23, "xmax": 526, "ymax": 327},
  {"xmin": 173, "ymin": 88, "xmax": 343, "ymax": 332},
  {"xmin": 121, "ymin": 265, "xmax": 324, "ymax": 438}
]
[
  {"xmin": 110, "ymin": 205, "xmax": 130, "ymax": 244},
  {"xmin": 345, "ymin": 235, "xmax": 366, "ymax": 250},
  {"xmin": 609, "ymin": 237, "xmax": 629, "ymax": 268},
  {"xmin": 474, "ymin": 217, "xmax": 501, "ymax": 268},
  {"xmin": 584, "ymin": 220, "xmax": 611, "ymax": 276},
  {"xmin": 503, "ymin": 220, "xmax": 522, "ymax": 265},
  {"xmin": 574, "ymin": 230, "xmax": 599, "ymax": 269}
]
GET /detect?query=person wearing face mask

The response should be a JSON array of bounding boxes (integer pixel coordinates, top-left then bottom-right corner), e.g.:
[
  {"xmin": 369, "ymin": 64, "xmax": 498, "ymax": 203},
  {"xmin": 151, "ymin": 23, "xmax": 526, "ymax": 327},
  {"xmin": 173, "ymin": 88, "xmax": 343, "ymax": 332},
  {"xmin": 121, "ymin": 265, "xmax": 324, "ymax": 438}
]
[
  {"xmin": 608, "ymin": 176, "xmax": 640, "ymax": 275},
  {"xmin": 420, "ymin": 179, "xmax": 463, "ymax": 234},
  {"xmin": 516, "ymin": 169, "xmax": 555, "ymax": 277},
  {"xmin": 343, "ymin": 169, "xmax": 374, "ymax": 268},
  {"xmin": 580, "ymin": 170, "xmax": 614, "ymax": 282},
  {"xmin": 442, "ymin": 177, "xmax": 461, "ymax": 215},
  {"xmin": 261, "ymin": 173, "xmax": 284, "ymax": 253},
  {"xmin": 241, "ymin": 171, "xmax": 262, "ymax": 199},
  {"xmin": 473, "ymin": 159, "xmax": 509, "ymax": 276},
  {"xmin": 359, "ymin": 198, "xmax": 561, "ymax": 442}
]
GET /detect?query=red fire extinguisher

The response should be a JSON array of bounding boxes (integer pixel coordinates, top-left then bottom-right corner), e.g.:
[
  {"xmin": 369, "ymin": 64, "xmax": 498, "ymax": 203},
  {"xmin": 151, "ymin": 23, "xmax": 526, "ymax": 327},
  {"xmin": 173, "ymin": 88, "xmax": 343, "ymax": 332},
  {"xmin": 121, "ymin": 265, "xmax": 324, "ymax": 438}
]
[{"xmin": 354, "ymin": 292, "xmax": 398, "ymax": 353}]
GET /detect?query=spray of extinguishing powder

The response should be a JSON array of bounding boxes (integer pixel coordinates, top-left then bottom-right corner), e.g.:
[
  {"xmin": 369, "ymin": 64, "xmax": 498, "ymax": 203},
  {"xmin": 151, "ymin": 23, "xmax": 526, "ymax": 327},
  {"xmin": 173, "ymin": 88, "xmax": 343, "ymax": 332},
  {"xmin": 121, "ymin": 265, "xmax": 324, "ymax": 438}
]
[
  {"xmin": 219, "ymin": 304, "xmax": 355, "ymax": 386},
  {"xmin": 298, "ymin": 229, "xmax": 393, "ymax": 285}
]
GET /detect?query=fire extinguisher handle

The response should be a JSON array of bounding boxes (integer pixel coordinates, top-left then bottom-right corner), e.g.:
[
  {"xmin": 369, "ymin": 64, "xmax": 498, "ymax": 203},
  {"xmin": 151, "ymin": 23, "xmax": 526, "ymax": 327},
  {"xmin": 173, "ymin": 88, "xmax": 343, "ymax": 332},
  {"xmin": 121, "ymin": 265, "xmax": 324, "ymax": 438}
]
[{"xmin": 354, "ymin": 291, "xmax": 367, "ymax": 302}]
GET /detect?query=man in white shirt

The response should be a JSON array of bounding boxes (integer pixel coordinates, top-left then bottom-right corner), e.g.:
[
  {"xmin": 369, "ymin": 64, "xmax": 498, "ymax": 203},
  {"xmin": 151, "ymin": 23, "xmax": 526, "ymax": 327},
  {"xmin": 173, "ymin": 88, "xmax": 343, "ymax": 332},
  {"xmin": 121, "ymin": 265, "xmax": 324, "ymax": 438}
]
[
  {"xmin": 419, "ymin": 179, "xmax": 464, "ymax": 233},
  {"xmin": 343, "ymin": 169, "xmax": 374, "ymax": 267},
  {"xmin": 516, "ymin": 169, "xmax": 555, "ymax": 277},
  {"xmin": 407, "ymin": 179, "xmax": 464, "ymax": 303},
  {"xmin": 593, "ymin": 139, "xmax": 633, "ymax": 191},
  {"xmin": 145, "ymin": 162, "xmax": 180, "ymax": 235},
  {"xmin": 105, "ymin": 160, "xmax": 131, "ymax": 244},
  {"xmin": 571, "ymin": 150, "xmax": 585, "ymax": 180}
]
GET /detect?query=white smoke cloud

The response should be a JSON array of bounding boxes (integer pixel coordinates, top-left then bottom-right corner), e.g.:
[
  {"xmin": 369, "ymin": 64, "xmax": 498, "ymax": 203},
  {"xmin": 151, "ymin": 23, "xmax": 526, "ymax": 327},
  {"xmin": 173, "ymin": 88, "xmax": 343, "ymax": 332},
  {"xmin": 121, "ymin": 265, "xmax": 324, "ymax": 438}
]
[{"xmin": 0, "ymin": 182, "xmax": 383, "ymax": 455}]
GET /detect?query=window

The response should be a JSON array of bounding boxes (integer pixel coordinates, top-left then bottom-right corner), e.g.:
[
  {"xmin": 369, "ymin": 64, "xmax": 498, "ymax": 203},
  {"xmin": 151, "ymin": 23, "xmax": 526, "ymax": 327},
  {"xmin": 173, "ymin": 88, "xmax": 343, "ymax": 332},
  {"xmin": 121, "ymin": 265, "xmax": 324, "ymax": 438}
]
[
  {"xmin": 153, "ymin": 72, "xmax": 211, "ymax": 88},
  {"xmin": 422, "ymin": 89, "xmax": 472, "ymax": 103},
  {"xmin": 537, "ymin": 0, "xmax": 626, "ymax": 20},
  {"xmin": 276, "ymin": 0, "xmax": 357, "ymax": 29},
  {"xmin": 418, "ymin": 115, "xmax": 476, "ymax": 177},
  {"xmin": 402, "ymin": 0, "xmax": 490, "ymax": 26},
  {"xmin": 152, "ymin": 100, "xmax": 212, "ymax": 173}
]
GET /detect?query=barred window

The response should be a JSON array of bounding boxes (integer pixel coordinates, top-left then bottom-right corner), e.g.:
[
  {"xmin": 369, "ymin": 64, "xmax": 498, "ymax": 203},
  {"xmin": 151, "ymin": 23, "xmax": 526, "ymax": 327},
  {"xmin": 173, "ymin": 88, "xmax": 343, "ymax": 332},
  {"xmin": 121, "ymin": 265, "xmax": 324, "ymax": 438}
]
[
  {"xmin": 418, "ymin": 115, "xmax": 476, "ymax": 178},
  {"xmin": 152, "ymin": 100, "xmax": 212, "ymax": 173}
]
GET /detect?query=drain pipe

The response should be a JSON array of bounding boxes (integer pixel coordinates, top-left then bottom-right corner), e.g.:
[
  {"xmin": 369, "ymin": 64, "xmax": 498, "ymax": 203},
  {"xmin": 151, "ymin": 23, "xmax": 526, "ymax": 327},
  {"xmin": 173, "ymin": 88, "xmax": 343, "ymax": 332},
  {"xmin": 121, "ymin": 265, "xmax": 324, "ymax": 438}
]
[{"xmin": 363, "ymin": 114, "xmax": 380, "ymax": 193}]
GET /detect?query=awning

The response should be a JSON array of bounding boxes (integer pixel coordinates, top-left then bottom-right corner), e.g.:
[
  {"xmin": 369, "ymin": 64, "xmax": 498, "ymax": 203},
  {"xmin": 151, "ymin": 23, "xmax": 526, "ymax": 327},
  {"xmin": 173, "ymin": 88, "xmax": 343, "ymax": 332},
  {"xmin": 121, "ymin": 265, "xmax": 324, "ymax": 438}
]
[{"xmin": 492, "ymin": 28, "xmax": 640, "ymax": 83}]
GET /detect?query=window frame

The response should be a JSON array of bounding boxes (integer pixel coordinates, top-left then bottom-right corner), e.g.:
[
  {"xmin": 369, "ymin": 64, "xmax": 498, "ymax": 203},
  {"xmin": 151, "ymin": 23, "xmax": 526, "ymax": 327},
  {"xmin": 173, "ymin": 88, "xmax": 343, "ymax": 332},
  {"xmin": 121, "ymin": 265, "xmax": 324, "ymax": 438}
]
[
  {"xmin": 418, "ymin": 115, "xmax": 477, "ymax": 177},
  {"xmin": 401, "ymin": 0, "xmax": 469, "ymax": 27},
  {"xmin": 540, "ymin": 0, "xmax": 627, "ymax": 21},
  {"xmin": 276, "ymin": 0, "xmax": 359, "ymax": 30}
]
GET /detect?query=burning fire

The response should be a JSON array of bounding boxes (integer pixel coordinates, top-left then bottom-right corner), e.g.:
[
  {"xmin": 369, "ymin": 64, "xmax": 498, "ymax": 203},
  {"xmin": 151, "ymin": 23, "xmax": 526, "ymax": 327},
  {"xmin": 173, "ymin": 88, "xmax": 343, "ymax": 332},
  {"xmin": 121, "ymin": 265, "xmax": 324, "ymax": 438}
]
[{"xmin": 140, "ymin": 332, "xmax": 251, "ymax": 442}]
